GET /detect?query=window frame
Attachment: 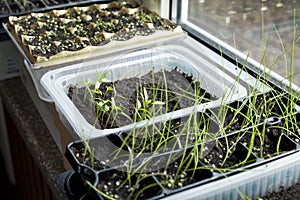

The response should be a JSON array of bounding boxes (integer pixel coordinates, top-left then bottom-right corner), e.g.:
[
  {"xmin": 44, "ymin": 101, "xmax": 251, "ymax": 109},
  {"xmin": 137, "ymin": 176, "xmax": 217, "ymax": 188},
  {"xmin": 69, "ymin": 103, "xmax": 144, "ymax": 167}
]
[{"xmin": 170, "ymin": 0, "xmax": 298, "ymax": 92}]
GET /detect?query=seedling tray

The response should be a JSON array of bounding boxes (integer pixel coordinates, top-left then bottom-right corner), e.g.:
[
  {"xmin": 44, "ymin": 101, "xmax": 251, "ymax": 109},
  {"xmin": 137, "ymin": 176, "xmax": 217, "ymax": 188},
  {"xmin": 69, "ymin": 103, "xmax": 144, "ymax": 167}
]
[
  {"xmin": 49, "ymin": 32, "xmax": 300, "ymax": 199},
  {"xmin": 56, "ymin": 170, "xmax": 88, "ymax": 199},
  {"xmin": 3, "ymin": 0, "xmax": 184, "ymax": 69},
  {"xmin": 64, "ymin": 110, "xmax": 300, "ymax": 199},
  {"xmin": 41, "ymin": 45, "xmax": 247, "ymax": 139},
  {"xmin": 0, "ymin": 0, "xmax": 112, "ymax": 25},
  {"xmin": 0, "ymin": 0, "xmax": 112, "ymax": 40}
]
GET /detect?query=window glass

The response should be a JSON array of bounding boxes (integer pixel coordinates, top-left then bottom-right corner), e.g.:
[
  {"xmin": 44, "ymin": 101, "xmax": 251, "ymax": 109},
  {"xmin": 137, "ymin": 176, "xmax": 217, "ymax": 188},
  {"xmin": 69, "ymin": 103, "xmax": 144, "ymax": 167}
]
[{"xmin": 186, "ymin": 0, "xmax": 300, "ymax": 84}]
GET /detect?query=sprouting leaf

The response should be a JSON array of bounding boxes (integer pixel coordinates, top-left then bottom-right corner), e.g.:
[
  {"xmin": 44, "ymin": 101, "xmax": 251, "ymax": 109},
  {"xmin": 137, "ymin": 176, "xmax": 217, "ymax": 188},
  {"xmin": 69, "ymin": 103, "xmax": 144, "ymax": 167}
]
[
  {"xmin": 95, "ymin": 81, "xmax": 101, "ymax": 89},
  {"xmin": 92, "ymin": 89, "xmax": 102, "ymax": 95},
  {"xmin": 147, "ymin": 100, "xmax": 153, "ymax": 105},
  {"xmin": 106, "ymin": 86, "xmax": 114, "ymax": 92},
  {"xmin": 137, "ymin": 99, "xmax": 142, "ymax": 109},
  {"xmin": 97, "ymin": 72, "xmax": 110, "ymax": 83},
  {"xmin": 143, "ymin": 87, "xmax": 148, "ymax": 102},
  {"xmin": 104, "ymin": 104, "xmax": 110, "ymax": 112},
  {"xmin": 139, "ymin": 108, "xmax": 150, "ymax": 116}
]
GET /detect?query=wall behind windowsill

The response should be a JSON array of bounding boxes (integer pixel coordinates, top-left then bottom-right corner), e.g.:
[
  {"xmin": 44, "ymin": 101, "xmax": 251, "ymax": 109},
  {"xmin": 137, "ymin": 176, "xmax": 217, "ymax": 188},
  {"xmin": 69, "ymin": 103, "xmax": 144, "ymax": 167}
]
[{"xmin": 140, "ymin": 0, "xmax": 170, "ymax": 19}]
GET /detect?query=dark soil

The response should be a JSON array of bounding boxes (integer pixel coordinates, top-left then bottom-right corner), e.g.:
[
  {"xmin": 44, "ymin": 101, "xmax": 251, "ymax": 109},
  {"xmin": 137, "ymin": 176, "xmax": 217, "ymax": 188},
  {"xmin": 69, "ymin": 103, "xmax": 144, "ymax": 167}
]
[
  {"xmin": 207, "ymin": 91, "xmax": 296, "ymax": 134},
  {"xmin": 68, "ymin": 68, "xmax": 215, "ymax": 130},
  {"xmin": 120, "ymin": 128, "xmax": 179, "ymax": 157},
  {"xmin": 148, "ymin": 155, "xmax": 213, "ymax": 191},
  {"xmin": 171, "ymin": 113, "xmax": 220, "ymax": 148},
  {"xmin": 281, "ymin": 113, "xmax": 300, "ymax": 145},
  {"xmin": 200, "ymin": 133, "xmax": 257, "ymax": 171},
  {"xmin": 69, "ymin": 134, "xmax": 131, "ymax": 171},
  {"xmin": 218, "ymin": 101, "xmax": 251, "ymax": 132},
  {"xmin": 1, "ymin": 0, "xmax": 45, "ymax": 14},
  {"xmin": 71, "ymin": 145, "xmax": 109, "ymax": 171},
  {"xmin": 262, "ymin": 183, "xmax": 300, "ymax": 200},
  {"xmin": 240, "ymin": 125, "xmax": 297, "ymax": 159},
  {"xmin": 249, "ymin": 92, "xmax": 296, "ymax": 122},
  {"xmin": 9, "ymin": 1, "xmax": 178, "ymax": 58},
  {"xmin": 95, "ymin": 169, "xmax": 163, "ymax": 200}
]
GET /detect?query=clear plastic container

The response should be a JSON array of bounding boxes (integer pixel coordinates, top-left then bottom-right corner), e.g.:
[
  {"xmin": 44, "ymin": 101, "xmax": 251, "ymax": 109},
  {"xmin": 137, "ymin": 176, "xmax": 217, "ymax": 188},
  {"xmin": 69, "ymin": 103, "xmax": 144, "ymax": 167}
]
[
  {"xmin": 41, "ymin": 45, "xmax": 247, "ymax": 139},
  {"xmin": 162, "ymin": 150, "xmax": 300, "ymax": 200}
]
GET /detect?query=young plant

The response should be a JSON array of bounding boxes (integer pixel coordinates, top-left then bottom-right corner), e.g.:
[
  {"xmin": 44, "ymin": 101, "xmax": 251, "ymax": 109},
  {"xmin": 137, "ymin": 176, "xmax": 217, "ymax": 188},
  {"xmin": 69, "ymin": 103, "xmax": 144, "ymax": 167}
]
[
  {"xmin": 135, "ymin": 85, "xmax": 165, "ymax": 120},
  {"xmin": 83, "ymin": 72, "xmax": 132, "ymax": 128},
  {"xmin": 138, "ymin": 10, "xmax": 153, "ymax": 23},
  {"xmin": 74, "ymin": 11, "xmax": 300, "ymax": 196}
]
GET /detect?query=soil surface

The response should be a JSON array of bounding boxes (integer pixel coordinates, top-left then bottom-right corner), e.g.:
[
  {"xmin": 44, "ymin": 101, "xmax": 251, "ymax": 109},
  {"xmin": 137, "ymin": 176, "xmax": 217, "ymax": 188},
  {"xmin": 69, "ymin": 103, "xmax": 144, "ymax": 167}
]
[
  {"xmin": 240, "ymin": 126, "xmax": 297, "ymax": 158},
  {"xmin": 68, "ymin": 68, "xmax": 215, "ymax": 130},
  {"xmin": 69, "ymin": 134, "xmax": 131, "ymax": 170},
  {"xmin": 152, "ymin": 157, "xmax": 213, "ymax": 190},
  {"xmin": 96, "ymin": 169, "xmax": 163, "ymax": 199},
  {"xmin": 9, "ymin": 1, "xmax": 178, "ymax": 59},
  {"xmin": 0, "ymin": 0, "xmax": 45, "ymax": 14},
  {"xmin": 262, "ymin": 184, "xmax": 300, "ymax": 200},
  {"xmin": 200, "ymin": 133, "xmax": 257, "ymax": 171}
]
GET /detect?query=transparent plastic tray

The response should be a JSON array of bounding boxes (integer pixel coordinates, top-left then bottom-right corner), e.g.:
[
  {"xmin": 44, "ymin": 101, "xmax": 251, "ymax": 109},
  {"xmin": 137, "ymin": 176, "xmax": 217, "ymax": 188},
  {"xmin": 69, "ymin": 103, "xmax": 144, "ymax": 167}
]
[
  {"xmin": 162, "ymin": 150, "xmax": 300, "ymax": 200},
  {"xmin": 41, "ymin": 45, "xmax": 247, "ymax": 139}
]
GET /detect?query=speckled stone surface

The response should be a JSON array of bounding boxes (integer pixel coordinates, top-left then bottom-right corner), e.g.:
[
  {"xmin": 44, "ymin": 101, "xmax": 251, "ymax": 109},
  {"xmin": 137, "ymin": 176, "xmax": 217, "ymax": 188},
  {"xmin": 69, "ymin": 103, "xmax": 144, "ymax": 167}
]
[{"xmin": 0, "ymin": 77, "xmax": 66, "ymax": 200}]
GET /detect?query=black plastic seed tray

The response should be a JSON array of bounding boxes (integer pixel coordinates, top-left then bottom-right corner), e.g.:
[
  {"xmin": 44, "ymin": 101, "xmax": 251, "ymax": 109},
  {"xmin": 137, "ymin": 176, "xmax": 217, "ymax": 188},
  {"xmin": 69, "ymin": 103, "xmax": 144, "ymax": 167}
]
[
  {"xmin": 56, "ymin": 170, "xmax": 89, "ymax": 200},
  {"xmin": 64, "ymin": 91, "xmax": 300, "ymax": 199}
]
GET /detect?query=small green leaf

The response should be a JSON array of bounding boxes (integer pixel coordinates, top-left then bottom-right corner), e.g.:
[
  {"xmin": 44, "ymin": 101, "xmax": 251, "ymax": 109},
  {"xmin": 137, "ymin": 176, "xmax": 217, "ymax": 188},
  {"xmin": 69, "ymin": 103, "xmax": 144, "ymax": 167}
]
[
  {"xmin": 147, "ymin": 100, "xmax": 153, "ymax": 105},
  {"xmin": 102, "ymin": 78, "xmax": 110, "ymax": 82},
  {"xmin": 97, "ymin": 101, "xmax": 104, "ymax": 107},
  {"xmin": 104, "ymin": 104, "xmax": 110, "ymax": 112},
  {"xmin": 106, "ymin": 86, "xmax": 113, "ymax": 92},
  {"xmin": 97, "ymin": 72, "xmax": 109, "ymax": 83}
]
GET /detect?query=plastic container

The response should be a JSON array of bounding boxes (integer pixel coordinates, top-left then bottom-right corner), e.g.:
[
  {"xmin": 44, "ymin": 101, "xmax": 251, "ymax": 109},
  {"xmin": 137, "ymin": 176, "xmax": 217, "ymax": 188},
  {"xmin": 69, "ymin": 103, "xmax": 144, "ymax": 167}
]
[
  {"xmin": 65, "ymin": 110, "xmax": 220, "ymax": 176},
  {"xmin": 59, "ymin": 151, "xmax": 300, "ymax": 200},
  {"xmin": 23, "ymin": 59, "xmax": 55, "ymax": 102},
  {"xmin": 91, "ymin": 166, "xmax": 166, "ymax": 200},
  {"xmin": 63, "ymin": 110, "xmax": 300, "ymax": 199},
  {"xmin": 162, "ymin": 151, "xmax": 300, "ymax": 200},
  {"xmin": 56, "ymin": 170, "xmax": 88, "ymax": 200},
  {"xmin": 41, "ymin": 45, "xmax": 247, "ymax": 139},
  {"xmin": 65, "ymin": 133, "xmax": 132, "ymax": 175}
]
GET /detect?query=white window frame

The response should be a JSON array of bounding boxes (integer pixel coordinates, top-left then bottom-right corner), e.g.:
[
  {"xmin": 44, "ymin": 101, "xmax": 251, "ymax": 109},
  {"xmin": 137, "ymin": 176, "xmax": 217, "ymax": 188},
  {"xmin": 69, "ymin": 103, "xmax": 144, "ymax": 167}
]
[{"xmin": 170, "ymin": 0, "xmax": 298, "ymax": 92}]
